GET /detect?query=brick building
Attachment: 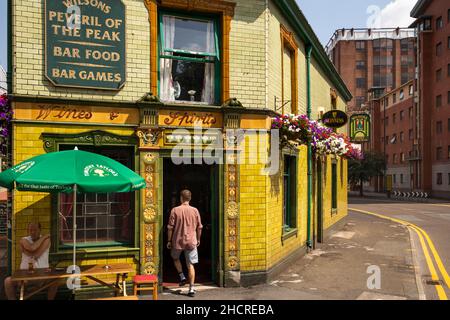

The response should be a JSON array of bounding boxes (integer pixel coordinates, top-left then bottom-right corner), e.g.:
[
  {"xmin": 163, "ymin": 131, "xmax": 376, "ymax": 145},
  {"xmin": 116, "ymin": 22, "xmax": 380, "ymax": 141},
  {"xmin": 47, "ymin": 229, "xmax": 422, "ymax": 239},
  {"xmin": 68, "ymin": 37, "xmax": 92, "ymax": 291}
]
[
  {"xmin": 366, "ymin": 81, "xmax": 416, "ymax": 192},
  {"xmin": 326, "ymin": 28, "xmax": 415, "ymax": 112},
  {"xmin": 411, "ymin": 0, "xmax": 450, "ymax": 199},
  {"xmin": 6, "ymin": 0, "xmax": 351, "ymax": 295}
]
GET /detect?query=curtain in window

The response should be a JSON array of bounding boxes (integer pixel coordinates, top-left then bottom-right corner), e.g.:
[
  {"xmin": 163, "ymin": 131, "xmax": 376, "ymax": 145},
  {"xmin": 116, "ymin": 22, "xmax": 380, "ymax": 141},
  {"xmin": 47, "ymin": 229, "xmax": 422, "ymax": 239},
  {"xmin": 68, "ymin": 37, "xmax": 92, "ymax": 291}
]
[
  {"xmin": 160, "ymin": 16, "xmax": 176, "ymax": 101},
  {"xmin": 59, "ymin": 193, "xmax": 74, "ymax": 242},
  {"xmin": 201, "ymin": 21, "xmax": 215, "ymax": 105}
]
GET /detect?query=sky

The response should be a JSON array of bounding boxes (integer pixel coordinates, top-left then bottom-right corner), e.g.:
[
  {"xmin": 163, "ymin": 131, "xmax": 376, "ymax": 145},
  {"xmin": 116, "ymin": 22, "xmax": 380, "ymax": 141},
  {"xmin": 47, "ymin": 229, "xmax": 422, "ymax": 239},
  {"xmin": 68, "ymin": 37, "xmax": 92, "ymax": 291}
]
[
  {"xmin": 297, "ymin": 0, "xmax": 416, "ymax": 45},
  {"xmin": 0, "ymin": 0, "xmax": 417, "ymax": 71}
]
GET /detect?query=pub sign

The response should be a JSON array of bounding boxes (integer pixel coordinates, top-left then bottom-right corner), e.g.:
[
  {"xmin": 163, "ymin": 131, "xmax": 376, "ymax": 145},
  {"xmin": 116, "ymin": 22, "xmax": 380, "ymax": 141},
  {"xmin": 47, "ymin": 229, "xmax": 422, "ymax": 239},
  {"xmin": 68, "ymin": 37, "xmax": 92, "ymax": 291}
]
[
  {"xmin": 45, "ymin": 0, "xmax": 126, "ymax": 90},
  {"xmin": 349, "ymin": 114, "xmax": 370, "ymax": 142}
]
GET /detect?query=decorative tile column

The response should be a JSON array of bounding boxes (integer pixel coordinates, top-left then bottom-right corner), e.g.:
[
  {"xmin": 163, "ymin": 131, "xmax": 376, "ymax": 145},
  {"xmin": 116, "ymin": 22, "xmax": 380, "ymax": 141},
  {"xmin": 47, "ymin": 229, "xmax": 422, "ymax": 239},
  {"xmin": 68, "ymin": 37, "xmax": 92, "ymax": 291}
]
[
  {"xmin": 136, "ymin": 97, "xmax": 162, "ymax": 276},
  {"xmin": 140, "ymin": 152, "xmax": 159, "ymax": 275}
]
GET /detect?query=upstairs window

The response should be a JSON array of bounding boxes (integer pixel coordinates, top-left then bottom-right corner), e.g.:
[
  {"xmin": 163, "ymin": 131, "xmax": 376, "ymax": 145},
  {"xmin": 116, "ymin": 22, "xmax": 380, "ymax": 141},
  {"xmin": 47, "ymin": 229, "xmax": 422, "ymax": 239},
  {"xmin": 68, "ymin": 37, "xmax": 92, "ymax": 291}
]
[
  {"xmin": 436, "ymin": 42, "xmax": 442, "ymax": 56},
  {"xmin": 437, "ymin": 121, "xmax": 443, "ymax": 134},
  {"xmin": 159, "ymin": 14, "xmax": 219, "ymax": 105},
  {"xmin": 437, "ymin": 147, "xmax": 443, "ymax": 160},
  {"xmin": 436, "ymin": 16, "xmax": 443, "ymax": 30},
  {"xmin": 356, "ymin": 60, "xmax": 366, "ymax": 70},
  {"xmin": 356, "ymin": 78, "xmax": 366, "ymax": 88},
  {"xmin": 356, "ymin": 41, "xmax": 365, "ymax": 51},
  {"xmin": 437, "ymin": 95, "xmax": 442, "ymax": 108},
  {"xmin": 437, "ymin": 68, "xmax": 442, "ymax": 81}
]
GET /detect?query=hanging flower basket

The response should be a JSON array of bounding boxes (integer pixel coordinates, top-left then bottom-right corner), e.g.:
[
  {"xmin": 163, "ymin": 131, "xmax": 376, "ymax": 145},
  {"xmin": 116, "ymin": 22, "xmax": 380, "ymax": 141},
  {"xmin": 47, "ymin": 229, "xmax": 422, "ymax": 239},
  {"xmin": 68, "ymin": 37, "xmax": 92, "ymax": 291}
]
[{"xmin": 272, "ymin": 113, "xmax": 363, "ymax": 160}]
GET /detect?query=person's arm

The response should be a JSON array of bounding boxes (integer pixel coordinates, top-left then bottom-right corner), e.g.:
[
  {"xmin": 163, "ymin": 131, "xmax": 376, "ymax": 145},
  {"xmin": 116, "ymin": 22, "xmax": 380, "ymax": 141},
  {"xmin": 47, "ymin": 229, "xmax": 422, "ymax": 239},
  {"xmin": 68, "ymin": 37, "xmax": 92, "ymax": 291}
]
[
  {"xmin": 32, "ymin": 238, "xmax": 50, "ymax": 260},
  {"xmin": 196, "ymin": 211, "xmax": 203, "ymax": 247},
  {"xmin": 167, "ymin": 210, "xmax": 175, "ymax": 249},
  {"xmin": 20, "ymin": 235, "xmax": 49, "ymax": 254}
]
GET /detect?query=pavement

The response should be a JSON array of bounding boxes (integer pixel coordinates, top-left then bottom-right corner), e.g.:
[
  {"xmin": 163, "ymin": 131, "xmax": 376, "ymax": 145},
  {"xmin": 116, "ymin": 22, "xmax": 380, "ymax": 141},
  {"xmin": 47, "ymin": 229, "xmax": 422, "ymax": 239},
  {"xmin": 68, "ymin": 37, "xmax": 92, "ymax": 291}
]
[
  {"xmin": 3, "ymin": 196, "xmax": 447, "ymax": 300},
  {"xmin": 349, "ymin": 197, "xmax": 450, "ymax": 300},
  {"xmin": 158, "ymin": 209, "xmax": 420, "ymax": 300}
]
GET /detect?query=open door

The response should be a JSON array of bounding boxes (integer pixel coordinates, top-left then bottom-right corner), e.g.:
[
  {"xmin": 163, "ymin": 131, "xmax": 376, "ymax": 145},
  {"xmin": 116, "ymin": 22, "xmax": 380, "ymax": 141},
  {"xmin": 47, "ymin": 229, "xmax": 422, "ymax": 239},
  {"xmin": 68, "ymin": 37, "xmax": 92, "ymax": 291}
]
[{"xmin": 162, "ymin": 159, "xmax": 219, "ymax": 286}]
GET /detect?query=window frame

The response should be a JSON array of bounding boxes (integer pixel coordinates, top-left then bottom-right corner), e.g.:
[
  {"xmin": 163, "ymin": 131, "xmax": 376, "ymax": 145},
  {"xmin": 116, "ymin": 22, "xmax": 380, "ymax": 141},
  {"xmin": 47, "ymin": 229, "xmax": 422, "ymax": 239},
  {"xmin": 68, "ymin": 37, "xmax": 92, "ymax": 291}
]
[
  {"xmin": 331, "ymin": 158, "xmax": 338, "ymax": 212},
  {"xmin": 437, "ymin": 147, "xmax": 443, "ymax": 160},
  {"xmin": 282, "ymin": 154, "xmax": 298, "ymax": 234},
  {"xmin": 437, "ymin": 121, "xmax": 443, "ymax": 134},
  {"xmin": 356, "ymin": 41, "xmax": 366, "ymax": 51},
  {"xmin": 280, "ymin": 24, "xmax": 299, "ymax": 114},
  {"xmin": 437, "ymin": 95, "xmax": 442, "ymax": 108},
  {"xmin": 436, "ymin": 16, "xmax": 443, "ymax": 30},
  {"xmin": 57, "ymin": 145, "xmax": 136, "ymax": 249},
  {"xmin": 158, "ymin": 11, "xmax": 222, "ymax": 105},
  {"xmin": 437, "ymin": 173, "xmax": 443, "ymax": 185},
  {"xmin": 436, "ymin": 42, "xmax": 442, "ymax": 56}
]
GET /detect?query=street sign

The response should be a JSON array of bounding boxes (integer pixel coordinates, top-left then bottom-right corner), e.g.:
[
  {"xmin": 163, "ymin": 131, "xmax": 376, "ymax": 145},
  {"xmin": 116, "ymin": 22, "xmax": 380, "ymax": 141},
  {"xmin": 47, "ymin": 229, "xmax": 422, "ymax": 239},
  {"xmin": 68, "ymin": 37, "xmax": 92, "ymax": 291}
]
[
  {"xmin": 349, "ymin": 114, "xmax": 370, "ymax": 142},
  {"xmin": 45, "ymin": 0, "xmax": 126, "ymax": 90},
  {"xmin": 321, "ymin": 110, "xmax": 348, "ymax": 128}
]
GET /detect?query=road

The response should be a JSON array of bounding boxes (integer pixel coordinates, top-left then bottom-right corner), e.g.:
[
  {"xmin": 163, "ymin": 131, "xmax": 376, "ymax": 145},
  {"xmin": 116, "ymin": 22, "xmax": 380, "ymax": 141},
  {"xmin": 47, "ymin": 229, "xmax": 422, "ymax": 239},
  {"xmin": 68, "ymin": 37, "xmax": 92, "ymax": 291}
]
[{"xmin": 349, "ymin": 197, "xmax": 450, "ymax": 300}]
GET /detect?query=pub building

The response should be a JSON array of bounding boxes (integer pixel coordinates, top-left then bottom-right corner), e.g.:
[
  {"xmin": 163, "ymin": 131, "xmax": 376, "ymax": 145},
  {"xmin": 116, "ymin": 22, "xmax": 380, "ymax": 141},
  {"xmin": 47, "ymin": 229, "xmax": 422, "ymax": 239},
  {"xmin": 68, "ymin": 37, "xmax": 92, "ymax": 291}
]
[{"xmin": 6, "ymin": 0, "xmax": 351, "ymax": 296}]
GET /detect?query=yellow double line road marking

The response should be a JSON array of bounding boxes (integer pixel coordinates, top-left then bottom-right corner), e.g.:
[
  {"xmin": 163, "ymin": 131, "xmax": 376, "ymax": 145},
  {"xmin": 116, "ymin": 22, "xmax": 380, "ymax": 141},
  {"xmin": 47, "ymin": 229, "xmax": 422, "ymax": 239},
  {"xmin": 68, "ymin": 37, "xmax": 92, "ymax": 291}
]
[{"xmin": 349, "ymin": 208, "xmax": 450, "ymax": 300}]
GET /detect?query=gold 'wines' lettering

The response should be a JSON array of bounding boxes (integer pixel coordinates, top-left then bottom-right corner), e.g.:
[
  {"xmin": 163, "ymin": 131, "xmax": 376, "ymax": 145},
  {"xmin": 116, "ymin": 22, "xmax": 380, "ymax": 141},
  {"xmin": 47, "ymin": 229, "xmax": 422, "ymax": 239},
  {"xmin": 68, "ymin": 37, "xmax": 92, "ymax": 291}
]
[{"xmin": 36, "ymin": 106, "xmax": 93, "ymax": 120}]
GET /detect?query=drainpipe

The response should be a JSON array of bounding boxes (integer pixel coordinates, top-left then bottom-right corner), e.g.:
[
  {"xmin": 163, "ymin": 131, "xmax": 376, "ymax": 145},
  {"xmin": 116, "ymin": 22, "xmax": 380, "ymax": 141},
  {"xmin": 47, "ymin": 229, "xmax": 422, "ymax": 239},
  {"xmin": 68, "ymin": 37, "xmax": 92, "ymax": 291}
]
[
  {"xmin": 6, "ymin": 0, "xmax": 13, "ymax": 276},
  {"xmin": 306, "ymin": 44, "xmax": 313, "ymax": 249}
]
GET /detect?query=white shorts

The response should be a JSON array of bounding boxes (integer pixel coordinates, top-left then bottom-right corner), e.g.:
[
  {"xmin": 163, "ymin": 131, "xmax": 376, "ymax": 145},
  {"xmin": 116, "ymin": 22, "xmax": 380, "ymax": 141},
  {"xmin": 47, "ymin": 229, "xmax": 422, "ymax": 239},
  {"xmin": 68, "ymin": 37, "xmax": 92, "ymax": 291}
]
[{"xmin": 171, "ymin": 247, "xmax": 199, "ymax": 265}]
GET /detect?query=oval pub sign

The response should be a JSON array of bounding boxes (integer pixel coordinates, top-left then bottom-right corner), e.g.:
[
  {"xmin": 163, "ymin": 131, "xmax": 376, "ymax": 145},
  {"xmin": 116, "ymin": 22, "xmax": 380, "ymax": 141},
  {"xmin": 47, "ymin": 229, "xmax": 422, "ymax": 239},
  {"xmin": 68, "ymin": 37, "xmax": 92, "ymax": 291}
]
[{"xmin": 321, "ymin": 110, "xmax": 348, "ymax": 128}]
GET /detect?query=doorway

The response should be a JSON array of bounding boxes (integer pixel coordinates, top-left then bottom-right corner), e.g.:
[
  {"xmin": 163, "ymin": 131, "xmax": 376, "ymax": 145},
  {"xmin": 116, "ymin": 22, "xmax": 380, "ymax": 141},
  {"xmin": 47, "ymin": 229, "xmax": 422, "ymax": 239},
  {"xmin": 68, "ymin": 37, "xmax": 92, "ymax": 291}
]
[{"xmin": 162, "ymin": 158, "xmax": 219, "ymax": 286}]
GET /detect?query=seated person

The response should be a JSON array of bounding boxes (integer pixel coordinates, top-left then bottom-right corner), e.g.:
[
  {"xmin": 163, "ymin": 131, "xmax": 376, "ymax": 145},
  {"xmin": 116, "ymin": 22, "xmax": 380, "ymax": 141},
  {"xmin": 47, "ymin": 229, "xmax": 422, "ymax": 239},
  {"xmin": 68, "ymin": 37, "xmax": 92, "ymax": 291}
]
[{"xmin": 4, "ymin": 222, "xmax": 59, "ymax": 300}]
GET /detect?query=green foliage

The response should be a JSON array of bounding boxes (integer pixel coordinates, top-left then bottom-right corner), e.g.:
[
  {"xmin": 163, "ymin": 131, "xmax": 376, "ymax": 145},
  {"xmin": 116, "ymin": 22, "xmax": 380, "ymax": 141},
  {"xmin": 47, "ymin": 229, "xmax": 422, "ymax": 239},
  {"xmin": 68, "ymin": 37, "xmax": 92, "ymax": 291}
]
[{"xmin": 348, "ymin": 151, "xmax": 386, "ymax": 185}]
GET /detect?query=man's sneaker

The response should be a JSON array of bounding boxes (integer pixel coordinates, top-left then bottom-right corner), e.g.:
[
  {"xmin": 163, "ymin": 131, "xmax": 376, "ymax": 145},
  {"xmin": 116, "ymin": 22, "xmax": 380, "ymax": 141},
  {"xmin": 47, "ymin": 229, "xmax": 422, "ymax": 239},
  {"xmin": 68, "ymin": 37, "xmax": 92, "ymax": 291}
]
[
  {"xmin": 187, "ymin": 288, "xmax": 196, "ymax": 297},
  {"xmin": 179, "ymin": 278, "xmax": 187, "ymax": 287}
]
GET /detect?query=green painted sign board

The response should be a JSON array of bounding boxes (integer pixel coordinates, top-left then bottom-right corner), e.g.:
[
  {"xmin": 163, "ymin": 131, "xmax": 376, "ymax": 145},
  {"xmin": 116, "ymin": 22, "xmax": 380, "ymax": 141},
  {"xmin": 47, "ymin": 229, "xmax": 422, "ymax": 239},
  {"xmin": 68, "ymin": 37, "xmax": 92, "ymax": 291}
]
[
  {"xmin": 349, "ymin": 114, "xmax": 370, "ymax": 142},
  {"xmin": 45, "ymin": 0, "xmax": 126, "ymax": 90}
]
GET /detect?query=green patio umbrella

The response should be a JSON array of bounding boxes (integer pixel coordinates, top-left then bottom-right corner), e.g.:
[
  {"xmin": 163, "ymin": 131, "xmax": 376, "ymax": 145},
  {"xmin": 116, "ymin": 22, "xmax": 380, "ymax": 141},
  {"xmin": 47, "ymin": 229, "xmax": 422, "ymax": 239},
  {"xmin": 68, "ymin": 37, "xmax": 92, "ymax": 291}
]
[{"xmin": 0, "ymin": 148, "xmax": 146, "ymax": 277}]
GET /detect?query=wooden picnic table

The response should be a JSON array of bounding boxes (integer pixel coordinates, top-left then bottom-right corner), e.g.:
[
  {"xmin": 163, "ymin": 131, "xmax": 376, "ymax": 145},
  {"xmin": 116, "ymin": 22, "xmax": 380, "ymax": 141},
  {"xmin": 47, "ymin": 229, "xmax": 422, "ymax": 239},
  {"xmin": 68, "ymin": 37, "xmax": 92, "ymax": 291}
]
[{"xmin": 11, "ymin": 263, "xmax": 134, "ymax": 300}]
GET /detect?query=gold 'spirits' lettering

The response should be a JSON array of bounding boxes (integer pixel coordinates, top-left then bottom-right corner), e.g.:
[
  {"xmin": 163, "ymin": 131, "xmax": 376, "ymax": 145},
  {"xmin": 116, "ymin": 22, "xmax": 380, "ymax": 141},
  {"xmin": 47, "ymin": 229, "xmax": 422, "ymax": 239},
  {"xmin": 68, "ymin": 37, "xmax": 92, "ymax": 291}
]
[{"xmin": 164, "ymin": 112, "xmax": 218, "ymax": 126}]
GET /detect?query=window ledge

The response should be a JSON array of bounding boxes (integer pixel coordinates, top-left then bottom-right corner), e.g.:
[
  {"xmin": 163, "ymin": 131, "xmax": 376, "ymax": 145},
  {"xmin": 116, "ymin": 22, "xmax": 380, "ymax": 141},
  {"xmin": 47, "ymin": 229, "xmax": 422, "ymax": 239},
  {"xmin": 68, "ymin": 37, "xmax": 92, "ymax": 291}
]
[
  {"xmin": 331, "ymin": 208, "xmax": 338, "ymax": 216},
  {"xmin": 50, "ymin": 247, "xmax": 140, "ymax": 264},
  {"xmin": 281, "ymin": 228, "xmax": 298, "ymax": 244}
]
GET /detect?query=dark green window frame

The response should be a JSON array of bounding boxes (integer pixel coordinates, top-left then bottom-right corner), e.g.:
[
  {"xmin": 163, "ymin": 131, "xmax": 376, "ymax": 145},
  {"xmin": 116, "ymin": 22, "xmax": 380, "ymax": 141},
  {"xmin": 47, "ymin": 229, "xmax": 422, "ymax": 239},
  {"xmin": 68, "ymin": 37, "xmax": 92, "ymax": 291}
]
[
  {"xmin": 331, "ymin": 158, "xmax": 338, "ymax": 213},
  {"xmin": 41, "ymin": 131, "xmax": 141, "ymax": 262},
  {"xmin": 158, "ymin": 10, "xmax": 222, "ymax": 105},
  {"xmin": 283, "ymin": 155, "xmax": 297, "ymax": 233}
]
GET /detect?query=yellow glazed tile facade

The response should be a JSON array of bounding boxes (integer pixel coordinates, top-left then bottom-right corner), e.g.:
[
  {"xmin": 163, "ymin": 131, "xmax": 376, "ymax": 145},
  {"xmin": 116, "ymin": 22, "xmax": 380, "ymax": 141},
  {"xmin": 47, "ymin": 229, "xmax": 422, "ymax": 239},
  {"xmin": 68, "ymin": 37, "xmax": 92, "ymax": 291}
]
[
  {"xmin": 8, "ymin": 0, "xmax": 351, "ymax": 289},
  {"xmin": 11, "ymin": 123, "xmax": 138, "ymax": 277}
]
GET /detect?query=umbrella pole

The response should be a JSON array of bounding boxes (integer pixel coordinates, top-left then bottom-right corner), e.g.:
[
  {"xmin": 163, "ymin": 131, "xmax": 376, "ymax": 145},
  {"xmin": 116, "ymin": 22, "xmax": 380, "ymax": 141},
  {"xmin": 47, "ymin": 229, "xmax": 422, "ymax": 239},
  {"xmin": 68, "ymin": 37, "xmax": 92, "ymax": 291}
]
[{"xmin": 72, "ymin": 184, "xmax": 77, "ymax": 296}]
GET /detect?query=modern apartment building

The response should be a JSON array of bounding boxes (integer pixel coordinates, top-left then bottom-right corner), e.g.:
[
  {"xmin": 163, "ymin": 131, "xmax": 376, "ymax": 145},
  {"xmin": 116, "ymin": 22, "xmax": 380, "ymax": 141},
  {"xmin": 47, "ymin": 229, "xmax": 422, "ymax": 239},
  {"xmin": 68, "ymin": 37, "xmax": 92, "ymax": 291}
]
[
  {"xmin": 411, "ymin": 0, "xmax": 450, "ymax": 199},
  {"xmin": 326, "ymin": 28, "xmax": 416, "ymax": 112}
]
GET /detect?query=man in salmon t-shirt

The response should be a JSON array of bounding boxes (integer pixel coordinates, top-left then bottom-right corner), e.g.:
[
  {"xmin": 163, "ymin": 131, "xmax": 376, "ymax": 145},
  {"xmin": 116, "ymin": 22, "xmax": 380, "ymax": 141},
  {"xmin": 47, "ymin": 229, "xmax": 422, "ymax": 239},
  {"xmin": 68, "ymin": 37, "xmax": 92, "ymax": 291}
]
[{"xmin": 167, "ymin": 189, "xmax": 203, "ymax": 297}]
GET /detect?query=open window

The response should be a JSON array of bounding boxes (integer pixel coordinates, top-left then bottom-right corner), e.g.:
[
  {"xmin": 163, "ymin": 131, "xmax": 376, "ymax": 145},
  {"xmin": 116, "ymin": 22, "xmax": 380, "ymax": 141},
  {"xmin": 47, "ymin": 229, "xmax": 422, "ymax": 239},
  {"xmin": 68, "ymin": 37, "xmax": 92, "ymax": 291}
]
[{"xmin": 159, "ymin": 13, "xmax": 220, "ymax": 105}]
